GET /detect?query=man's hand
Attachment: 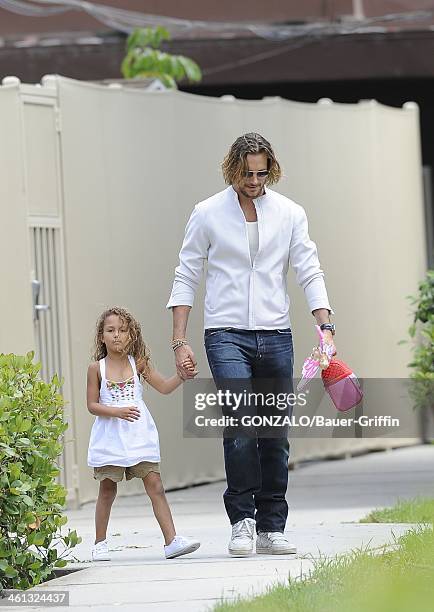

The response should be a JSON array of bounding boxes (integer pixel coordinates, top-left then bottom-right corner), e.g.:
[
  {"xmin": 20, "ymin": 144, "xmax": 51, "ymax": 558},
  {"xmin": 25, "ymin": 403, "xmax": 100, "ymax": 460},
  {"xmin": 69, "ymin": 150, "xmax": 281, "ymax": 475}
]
[
  {"xmin": 116, "ymin": 406, "xmax": 141, "ymax": 422},
  {"xmin": 175, "ymin": 344, "xmax": 198, "ymax": 380},
  {"xmin": 322, "ymin": 331, "xmax": 337, "ymax": 357}
]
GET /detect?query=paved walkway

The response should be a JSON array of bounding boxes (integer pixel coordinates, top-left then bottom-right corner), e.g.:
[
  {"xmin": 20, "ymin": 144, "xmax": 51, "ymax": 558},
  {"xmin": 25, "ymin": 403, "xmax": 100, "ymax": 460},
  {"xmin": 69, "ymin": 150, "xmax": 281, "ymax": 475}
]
[{"xmin": 4, "ymin": 445, "xmax": 434, "ymax": 611}]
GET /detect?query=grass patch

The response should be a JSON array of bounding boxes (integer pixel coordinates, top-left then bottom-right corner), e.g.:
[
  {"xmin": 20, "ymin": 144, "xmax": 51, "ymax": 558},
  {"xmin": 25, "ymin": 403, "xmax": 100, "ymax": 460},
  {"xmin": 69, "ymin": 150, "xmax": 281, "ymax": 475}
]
[
  {"xmin": 360, "ymin": 497, "xmax": 434, "ymax": 524},
  {"xmin": 214, "ymin": 528, "xmax": 434, "ymax": 612},
  {"xmin": 214, "ymin": 498, "xmax": 434, "ymax": 612}
]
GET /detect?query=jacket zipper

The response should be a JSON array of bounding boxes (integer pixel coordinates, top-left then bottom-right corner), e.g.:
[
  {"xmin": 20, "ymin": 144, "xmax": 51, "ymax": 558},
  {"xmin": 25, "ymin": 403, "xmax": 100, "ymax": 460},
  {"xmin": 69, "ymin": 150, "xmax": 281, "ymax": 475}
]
[{"xmin": 235, "ymin": 191, "xmax": 263, "ymax": 328}]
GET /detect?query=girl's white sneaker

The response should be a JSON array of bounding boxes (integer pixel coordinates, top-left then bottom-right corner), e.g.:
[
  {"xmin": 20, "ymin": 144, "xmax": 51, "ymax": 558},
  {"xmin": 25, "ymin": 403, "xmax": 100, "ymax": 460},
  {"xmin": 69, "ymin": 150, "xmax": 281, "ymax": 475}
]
[
  {"xmin": 164, "ymin": 535, "xmax": 200, "ymax": 559},
  {"xmin": 91, "ymin": 539, "xmax": 111, "ymax": 561}
]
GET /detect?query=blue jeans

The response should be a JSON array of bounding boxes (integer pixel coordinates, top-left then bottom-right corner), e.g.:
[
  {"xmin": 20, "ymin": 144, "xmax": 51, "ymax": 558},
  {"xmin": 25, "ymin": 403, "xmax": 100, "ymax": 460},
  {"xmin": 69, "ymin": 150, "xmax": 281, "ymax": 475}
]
[{"xmin": 204, "ymin": 327, "xmax": 294, "ymax": 533}]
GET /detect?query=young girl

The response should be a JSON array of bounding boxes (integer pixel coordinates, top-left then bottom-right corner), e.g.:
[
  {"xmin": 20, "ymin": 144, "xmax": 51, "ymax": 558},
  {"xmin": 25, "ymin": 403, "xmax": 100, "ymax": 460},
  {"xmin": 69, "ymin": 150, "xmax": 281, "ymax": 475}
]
[{"xmin": 87, "ymin": 306, "xmax": 199, "ymax": 561}]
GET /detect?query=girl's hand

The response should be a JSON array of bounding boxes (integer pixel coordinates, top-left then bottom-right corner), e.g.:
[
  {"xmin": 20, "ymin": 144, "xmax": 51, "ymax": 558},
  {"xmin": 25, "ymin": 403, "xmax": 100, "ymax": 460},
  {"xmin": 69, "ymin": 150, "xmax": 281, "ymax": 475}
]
[
  {"xmin": 175, "ymin": 344, "xmax": 198, "ymax": 380},
  {"xmin": 116, "ymin": 406, "xmax": 141, "ymax": 422},
  {"xmin": 180, "ymin": 355, "xmax": 196, "ymax": 376}
]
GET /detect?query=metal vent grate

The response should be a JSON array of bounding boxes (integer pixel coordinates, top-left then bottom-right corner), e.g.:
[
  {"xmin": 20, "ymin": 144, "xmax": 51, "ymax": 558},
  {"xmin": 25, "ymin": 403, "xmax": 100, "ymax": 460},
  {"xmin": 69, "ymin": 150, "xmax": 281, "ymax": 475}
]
[{"xmin": 30, "ymin": 226, "xmax": 62, "ymax": 384}]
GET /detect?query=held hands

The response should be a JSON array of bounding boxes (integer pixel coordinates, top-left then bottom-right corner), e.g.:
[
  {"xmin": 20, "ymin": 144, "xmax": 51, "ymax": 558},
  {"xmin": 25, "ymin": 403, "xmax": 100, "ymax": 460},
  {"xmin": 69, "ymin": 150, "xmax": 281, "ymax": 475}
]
[
  {"xmin": 116, "ymin": 406, "xmax": 141, "ymax": 422},
  {"xmin": 175, "ymin": 344, "xmax": 198, "ymax": 380}
]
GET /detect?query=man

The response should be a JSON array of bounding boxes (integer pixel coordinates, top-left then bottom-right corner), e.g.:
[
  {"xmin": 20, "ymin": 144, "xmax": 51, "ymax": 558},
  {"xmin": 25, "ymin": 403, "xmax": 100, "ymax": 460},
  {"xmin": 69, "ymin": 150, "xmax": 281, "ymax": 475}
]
[{"xmin": 167, "ymin": 133, "xmax": 336, "ymax": 556}]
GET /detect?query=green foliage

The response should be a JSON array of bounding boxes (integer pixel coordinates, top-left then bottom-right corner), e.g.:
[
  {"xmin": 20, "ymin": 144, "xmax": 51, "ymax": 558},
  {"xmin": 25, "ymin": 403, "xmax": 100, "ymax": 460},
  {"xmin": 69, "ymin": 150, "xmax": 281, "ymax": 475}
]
[
  {"xmin": 121, "ymin": 26, "xmax": 202, "ymax": 88},
  {"xmin": 360, "ymin": 496, "xmax": 434, "ymax": 524},
  {"xmin": 404, "ymin": 271, "xmax": 434, "ymax": 411},
  {"xmin": 0, "ymin": 353, "xmax": 81, "ymax": 591}
]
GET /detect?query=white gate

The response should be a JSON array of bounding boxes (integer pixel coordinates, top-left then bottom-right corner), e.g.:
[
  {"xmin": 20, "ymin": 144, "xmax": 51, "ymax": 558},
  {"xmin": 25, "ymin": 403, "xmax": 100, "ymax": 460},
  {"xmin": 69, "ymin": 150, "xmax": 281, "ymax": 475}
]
[{"xmin": 22, "ymin": 85, "xmax": 79, "ymax": 508}]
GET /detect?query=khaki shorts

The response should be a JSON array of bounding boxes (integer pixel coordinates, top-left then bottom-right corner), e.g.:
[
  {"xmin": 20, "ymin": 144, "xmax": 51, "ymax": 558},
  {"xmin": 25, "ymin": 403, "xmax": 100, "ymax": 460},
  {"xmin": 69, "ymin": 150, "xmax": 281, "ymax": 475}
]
[{"xmin": 93, "ymin": 461, "xmax": 160, "ymax": 482}]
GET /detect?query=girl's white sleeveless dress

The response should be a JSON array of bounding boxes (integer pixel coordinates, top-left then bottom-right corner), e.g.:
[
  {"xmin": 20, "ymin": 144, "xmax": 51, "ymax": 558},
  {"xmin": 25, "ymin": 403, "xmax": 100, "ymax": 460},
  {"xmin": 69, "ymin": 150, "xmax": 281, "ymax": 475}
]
[{"xmin": 87, "ymin": 355, "xmax": 160, "ymax": 467}]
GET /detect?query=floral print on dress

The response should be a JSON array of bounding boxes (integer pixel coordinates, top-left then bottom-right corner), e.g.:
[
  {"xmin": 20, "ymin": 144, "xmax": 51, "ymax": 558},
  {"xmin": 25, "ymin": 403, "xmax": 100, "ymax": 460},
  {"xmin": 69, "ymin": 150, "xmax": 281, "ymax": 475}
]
[{"xmin": 106, "ymin": 376, "xmax": 135, "ymax": 403}]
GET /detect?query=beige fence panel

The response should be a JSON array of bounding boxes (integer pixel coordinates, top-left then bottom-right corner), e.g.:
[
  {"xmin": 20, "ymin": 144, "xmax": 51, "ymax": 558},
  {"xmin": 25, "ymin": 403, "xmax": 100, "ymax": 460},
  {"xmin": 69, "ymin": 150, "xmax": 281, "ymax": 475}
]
[{"xmin": 0, "ymin": 82, "xmax": 34, "ymax": 354}]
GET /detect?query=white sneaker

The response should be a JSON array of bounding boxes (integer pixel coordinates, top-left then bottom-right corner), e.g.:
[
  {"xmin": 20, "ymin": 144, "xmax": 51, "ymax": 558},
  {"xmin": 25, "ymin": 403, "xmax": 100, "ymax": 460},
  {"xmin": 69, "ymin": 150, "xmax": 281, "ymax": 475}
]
[
  {"xmin": 164, "ymin": 535, "xmax": 200, "ymax": 559},
  {"xmin": 256, "ymin": 531, "xmax": 297, "ymax": 555},
  {"xmin": 228, "ymin": 518, "xmax": 255, "ymax": 557},
  {"xmin": 91, "ymin": 539, "xmax": 111, "ymax": 561}
]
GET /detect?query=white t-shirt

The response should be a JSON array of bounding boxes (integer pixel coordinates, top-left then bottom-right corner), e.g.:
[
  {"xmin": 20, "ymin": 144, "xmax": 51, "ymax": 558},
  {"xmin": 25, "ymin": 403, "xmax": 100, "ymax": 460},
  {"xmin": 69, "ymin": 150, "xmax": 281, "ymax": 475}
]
[{"xmin": 246, "ymin": 221, "xmax": 259, "ymax": 265}]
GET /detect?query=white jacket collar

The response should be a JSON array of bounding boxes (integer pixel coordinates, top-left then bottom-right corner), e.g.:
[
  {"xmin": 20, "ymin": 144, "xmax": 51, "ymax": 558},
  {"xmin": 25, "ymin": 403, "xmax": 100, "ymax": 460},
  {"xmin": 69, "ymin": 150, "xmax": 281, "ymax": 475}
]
[{"xmin": 229, "ymin": 184, "xmax": 268, "ymax": 206}]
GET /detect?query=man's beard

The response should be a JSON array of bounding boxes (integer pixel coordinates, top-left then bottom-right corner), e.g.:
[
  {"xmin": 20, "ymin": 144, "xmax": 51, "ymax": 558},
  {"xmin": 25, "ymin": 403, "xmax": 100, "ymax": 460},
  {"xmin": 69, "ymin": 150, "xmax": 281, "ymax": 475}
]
[{"xmin": 239, "ymin": 185, "xmax": 264, "ymax": 199}]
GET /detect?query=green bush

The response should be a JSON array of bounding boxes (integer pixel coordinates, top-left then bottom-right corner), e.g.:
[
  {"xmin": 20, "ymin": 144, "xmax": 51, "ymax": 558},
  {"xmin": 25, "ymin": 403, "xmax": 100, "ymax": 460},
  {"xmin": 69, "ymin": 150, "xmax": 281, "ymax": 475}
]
[
  {"xmin": 0, "ymin": 352, "xmax": 81, "ymax": 591},
  {"xmin": 405, "ymin": 270, "xmax": 434, "ymax": 411}
]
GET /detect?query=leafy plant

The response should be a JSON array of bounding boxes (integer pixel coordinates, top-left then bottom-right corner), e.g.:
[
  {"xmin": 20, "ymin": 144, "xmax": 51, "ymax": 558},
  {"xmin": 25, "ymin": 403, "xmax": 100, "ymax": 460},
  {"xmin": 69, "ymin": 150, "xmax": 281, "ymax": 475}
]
[
  {"xmin": 405, "ymin": 271, "xmax": 434, "ymax": 411},
  {"xmin": 121, "ymin": 26, "xmax": 202, "ymax": 88},
  {"xmin": 0, "ymin": 353, "xmax": 81, "ymax": 591}
]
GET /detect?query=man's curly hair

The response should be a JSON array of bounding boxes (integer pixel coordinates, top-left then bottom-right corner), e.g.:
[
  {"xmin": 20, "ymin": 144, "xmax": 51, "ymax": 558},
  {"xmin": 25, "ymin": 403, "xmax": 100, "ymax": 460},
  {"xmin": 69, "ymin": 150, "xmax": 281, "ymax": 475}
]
[
  {"xmin": 222, "ymin": 133, "xmax": 282, "ymax": 186},
  {"xmin": 92, "ymin": 307, "xmax": 151, "ymax": 380}
]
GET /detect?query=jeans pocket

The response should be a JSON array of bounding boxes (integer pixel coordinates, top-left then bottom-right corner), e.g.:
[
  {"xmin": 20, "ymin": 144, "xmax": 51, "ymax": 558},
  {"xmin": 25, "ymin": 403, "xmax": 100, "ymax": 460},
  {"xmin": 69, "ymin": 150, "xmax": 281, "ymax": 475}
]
[
  {"xmin": 204, "ymin": 327, "xmax": 233, "ymax": 338},
  {"xmin": 276, "ymin": 328, "xmax": 292, "ymax": 335}
]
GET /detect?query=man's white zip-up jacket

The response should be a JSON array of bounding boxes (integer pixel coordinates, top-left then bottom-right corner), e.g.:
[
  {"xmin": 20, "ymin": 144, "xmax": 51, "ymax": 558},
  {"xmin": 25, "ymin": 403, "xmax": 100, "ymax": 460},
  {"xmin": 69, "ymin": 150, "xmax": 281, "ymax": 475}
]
[{"xmin": 166, "ymin": 186, "xmax": 332, "ymax": 330}]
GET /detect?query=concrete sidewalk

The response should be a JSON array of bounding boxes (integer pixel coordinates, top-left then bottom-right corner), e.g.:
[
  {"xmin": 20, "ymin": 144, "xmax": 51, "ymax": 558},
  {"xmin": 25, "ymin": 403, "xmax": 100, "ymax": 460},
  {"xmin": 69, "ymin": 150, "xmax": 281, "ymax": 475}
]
[{"xmin": 7, "ymin": 445, "xmax": 434, "ymax": 612}]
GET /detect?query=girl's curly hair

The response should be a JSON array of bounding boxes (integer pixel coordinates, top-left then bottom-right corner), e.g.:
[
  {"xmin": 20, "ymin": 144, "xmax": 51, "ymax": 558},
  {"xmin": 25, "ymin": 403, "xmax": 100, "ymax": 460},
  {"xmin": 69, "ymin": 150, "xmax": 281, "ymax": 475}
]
[
  {"xmin": 92, "ymin": 307, "xmax": 151, "ymax": 380},
  {"xmin": 221, "ymin": 132, "xmax": 282, "ymax": 186}
]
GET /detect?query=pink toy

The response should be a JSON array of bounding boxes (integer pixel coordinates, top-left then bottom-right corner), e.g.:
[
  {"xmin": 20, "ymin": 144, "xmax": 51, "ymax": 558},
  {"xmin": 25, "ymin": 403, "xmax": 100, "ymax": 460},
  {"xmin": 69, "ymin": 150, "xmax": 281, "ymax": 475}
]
[
  {"xmin": 297, "ymin": 326, "xmax": 363, "ymax": 412},
  {"xmin": 321, "ymin": 359, "xmax": 363, "ymax": 412}
]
